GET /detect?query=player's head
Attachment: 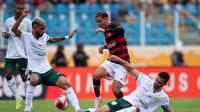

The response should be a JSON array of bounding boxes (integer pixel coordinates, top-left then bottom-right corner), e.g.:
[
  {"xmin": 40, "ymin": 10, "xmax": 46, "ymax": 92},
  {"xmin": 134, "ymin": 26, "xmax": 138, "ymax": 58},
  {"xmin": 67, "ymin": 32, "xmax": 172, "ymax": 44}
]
[
  {"xmin": 32, "ymin": 18, "xmax": 47, "ymax": 37},
  {"xmin": 95, "ymin": 12, "xmax": 109, "ymax": 29},
  {"xmin": 153, "ymin": 72, "xmax": 170, "ymax": 90},
  {"xmin": 13, "ymin": 3, "xmax": 25, "ymax": 19}
]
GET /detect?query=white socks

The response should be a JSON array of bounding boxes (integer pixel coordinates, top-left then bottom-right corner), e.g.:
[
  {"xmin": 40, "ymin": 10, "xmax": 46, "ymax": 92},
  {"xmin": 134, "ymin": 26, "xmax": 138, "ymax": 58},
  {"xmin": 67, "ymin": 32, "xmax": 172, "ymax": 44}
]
[
  {"xmin": 66, "ymin": 87, "xmax": 80, "ymax": 112},
  {"xmin": 7, "ymin": 77, "xmax": 20, "ymax": 99},
  {"xmin": 24, "ymin": 85, "xmax": 35, "ymax": 112}
]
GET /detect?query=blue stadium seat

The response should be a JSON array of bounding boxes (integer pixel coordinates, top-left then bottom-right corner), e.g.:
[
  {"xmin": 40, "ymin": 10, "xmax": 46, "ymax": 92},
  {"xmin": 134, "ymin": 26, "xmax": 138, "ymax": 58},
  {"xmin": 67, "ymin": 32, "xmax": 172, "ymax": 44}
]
[
  {"xmin": 45, "ymin": 14, "xmax": 59, "ymax": 36},
  {"xmin": 58, "ymin": 14, "xmax": 69, "ymax": 36},
  {"xmin": 52, "ymin": 4, "xmax": 69, "ymax": 14}
]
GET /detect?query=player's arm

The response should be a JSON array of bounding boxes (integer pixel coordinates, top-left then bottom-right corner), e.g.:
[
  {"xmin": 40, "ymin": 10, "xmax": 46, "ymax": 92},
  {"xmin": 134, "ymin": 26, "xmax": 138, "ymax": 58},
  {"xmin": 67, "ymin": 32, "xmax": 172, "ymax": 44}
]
[
  {"xmin": 96, "ymin": 26, "xmax": 124, "ymax": 34},
  {"xmin": 105, "ymin": 26, "xmax": 124, "ymax": 34},
  {"xmin": 98, "ymin": 45, "xmax": 108, "ymax": 54},
  {"xmin": 47, "ymin": 29, "xmax": 77, "ymax": 43},
  {"xmin": 161, "ymin": 105, "xmax": 173, "ymax": 112},
  {"xmin": 11, "ymin": 8, "xmax": 29, "ymax": 37},
  {"xmin": 109, "ymin": 55, "xmax": 140, "ymax": 79}
]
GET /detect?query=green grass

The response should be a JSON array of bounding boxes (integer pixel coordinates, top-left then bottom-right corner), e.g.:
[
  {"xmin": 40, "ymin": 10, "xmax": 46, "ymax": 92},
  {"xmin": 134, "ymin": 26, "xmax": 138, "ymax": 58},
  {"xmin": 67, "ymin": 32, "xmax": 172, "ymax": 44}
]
[{"xmin": 0, "ymin": 99, "xmax": 199, "ymax": 112}]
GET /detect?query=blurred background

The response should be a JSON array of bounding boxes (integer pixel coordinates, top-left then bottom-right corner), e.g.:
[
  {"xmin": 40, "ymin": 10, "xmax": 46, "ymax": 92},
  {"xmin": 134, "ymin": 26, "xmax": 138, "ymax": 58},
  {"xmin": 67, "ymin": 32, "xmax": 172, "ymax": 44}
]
[{"xmin": 0, "ymin": 0, "xmax": 200, "ymax": 111}]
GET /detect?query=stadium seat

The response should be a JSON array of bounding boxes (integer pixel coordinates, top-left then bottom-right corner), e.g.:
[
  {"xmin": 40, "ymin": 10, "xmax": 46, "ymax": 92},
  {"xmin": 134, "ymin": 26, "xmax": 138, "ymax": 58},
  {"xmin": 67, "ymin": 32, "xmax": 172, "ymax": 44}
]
[{"xmin": 52, "ymin": 4, "xmax": 69, "ymax": 14}]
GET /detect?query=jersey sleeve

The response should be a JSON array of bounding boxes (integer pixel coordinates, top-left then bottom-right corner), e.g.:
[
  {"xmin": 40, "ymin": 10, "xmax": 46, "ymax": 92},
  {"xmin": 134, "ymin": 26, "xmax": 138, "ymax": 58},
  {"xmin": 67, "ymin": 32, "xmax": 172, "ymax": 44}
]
[
  {"xmin": 161, "ymin": 96, "xmax": 170, "ymax": 106},
  {"xmin": 4, "ymin": 20, "xmax": 13, "ymax": 33},
  {"xmin": 136, "ymin": 73, "xmax": 152, "ymax": 86},
  {"xmin": 27, "ymin": 19, "xmax": 32, "ymax": 32},
  {"xmin": 44, "ymin": 33, "xmax": 50, "ymax": 41}
]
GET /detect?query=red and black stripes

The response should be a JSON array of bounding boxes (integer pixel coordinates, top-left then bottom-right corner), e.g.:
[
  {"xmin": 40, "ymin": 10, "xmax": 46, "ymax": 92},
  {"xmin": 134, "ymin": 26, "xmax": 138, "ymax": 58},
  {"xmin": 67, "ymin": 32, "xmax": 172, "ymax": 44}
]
[{"xmin": 104, "ymin": 23, "xmax": 130, "ymax": 63}]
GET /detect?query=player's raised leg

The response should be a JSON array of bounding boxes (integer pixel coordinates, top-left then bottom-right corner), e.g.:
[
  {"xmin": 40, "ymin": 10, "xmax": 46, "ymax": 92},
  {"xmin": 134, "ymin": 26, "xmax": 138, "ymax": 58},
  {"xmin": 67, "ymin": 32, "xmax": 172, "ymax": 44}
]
[
  {"xmin": 56, "ymin": 75, "xmax": 83, "ymax": 112},
  {"xmin": 93, "ymin": 66, "xmax": 108, "ymax": 109},
  {"xmin": 112, "ymin": 80, "xmax": 124, "ymax": 99}
]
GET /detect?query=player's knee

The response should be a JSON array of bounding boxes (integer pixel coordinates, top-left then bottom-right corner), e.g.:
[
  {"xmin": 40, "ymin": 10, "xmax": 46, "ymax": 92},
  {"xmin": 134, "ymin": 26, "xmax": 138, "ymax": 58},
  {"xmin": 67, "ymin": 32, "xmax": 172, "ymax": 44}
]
[
  {"xmin": 63, "ymin": 80, "xmax": 71, "ymax": 90},
  {"xmin": 21, "ymin": 75, "xmax": 28, "ymax": 82},
  {"xmin": 29, "ymin": 78, "xmax": 38, "ymax": 86},
  {"xmin": 5, "ymin": 72, "xmax": 12, "ymax": 80},
  {"xmin": 5, "ymin": 74, "xmax": 12, "ymax": 80},
  {"xmin": 112, "ymin": 85, "xmax": 121, "ymax": 94},
  {"xmin": 94, "ymin": 71, "xmax": 104, "ymax": 80}
]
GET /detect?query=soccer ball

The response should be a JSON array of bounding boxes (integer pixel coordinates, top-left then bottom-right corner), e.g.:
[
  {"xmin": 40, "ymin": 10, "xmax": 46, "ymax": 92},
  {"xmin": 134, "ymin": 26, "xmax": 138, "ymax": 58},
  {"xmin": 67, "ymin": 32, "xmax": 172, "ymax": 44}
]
[{"xmin": 55, "ymin": 95, "xmax": 69, "ymax": 110}]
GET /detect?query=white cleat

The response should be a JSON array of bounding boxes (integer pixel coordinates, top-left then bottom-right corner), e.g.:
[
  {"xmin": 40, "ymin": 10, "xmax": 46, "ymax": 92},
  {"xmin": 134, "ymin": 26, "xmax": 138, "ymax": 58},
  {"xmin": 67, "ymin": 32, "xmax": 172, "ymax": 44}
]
[{"xmin": 93, "ymin": 96, "xmax": 102, "ymax": 109}]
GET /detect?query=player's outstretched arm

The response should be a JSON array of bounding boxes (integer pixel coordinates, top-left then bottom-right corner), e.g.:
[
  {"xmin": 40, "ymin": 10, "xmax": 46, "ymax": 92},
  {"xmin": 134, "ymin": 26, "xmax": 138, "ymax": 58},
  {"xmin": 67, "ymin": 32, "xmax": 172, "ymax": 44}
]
[
  {"xmin": 109, "ymin": 55, "xmax": 140, "ymax": 79},
  {"xmin": 105, "ymin": 26, "xmax": 124, "ymax": 34},
  {"xmin": 96, "ymin": 26, "xmax": 124, "ymax": 34},
  {"xmin": 11, "ymin": 8, "xmax": 29, "ymax": 37},
  {"xmin": 47, "ymin": 29, "xmax": 77, "ymax": 43}
]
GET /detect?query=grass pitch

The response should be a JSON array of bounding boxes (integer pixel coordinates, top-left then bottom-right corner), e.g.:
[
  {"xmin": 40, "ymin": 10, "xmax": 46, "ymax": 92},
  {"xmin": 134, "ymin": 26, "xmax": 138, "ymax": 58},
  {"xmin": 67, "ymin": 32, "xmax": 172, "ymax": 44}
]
[{"xmin": 0, "ymin": 99, "xmax": 199, "ymax": 112}]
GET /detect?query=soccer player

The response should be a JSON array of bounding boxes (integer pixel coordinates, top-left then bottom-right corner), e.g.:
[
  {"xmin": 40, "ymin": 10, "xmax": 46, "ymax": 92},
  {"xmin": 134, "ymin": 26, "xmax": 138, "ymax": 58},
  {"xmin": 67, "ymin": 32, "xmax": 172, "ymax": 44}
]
[
  {"xmin": 93, "ymin": 12, "xmax": 130, "ymax": 109},
  {"xmin": 11, "ymin": 9, "xmax": 83, "ymax": 112},
  {"xmin": 92, "ymin": 55, "xmax": 173, "ymax": 112},
  {"xmin": 2, "ymin": 3, "xmax": 32, "ymax": 110}
]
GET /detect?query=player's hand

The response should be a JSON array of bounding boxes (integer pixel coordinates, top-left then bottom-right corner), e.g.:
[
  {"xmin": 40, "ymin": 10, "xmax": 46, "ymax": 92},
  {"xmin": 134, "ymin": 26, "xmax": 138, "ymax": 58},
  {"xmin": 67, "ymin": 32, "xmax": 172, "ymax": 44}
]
[
  {"xmin": 69, "ymin": 29, "xmax": 77, "ymax": 39},
  {"xmin": 134, "ymin": 104, "xmax": 141, "ymax": 112},
  {"xmin": 21, "ymin": 8, "xmax": 30, "ymax": 18},
  {"xmin": 98, "ymin": 46, "xmax": 104, "ymax": 54},
  {"xmin": 96, "ymin": 28, "xmax": 105, "ymax": 34},
  {"xmin": 109, "ymin": 55, "xmax": 121, "ymax": 63},
  {"xmin": 2, "ymin": 32, "xmax": 11, "ymax": 39}
]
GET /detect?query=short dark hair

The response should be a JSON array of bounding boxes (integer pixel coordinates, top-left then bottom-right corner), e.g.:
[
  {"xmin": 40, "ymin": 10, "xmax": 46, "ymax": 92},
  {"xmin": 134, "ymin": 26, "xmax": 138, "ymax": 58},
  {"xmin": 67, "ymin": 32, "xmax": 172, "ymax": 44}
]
[
  {"xmin": 96, "ymin": 12, "xmax": 108, "ymax": 18},
  {"xmin": 158, "ymin": 72, "xmax": 170, "ymax": 83}
]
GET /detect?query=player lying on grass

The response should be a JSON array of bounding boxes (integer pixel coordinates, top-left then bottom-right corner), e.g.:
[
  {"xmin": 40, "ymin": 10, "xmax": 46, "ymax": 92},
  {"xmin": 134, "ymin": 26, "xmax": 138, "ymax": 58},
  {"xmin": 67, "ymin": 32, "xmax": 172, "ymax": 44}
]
[
  {"xmin": 11, "ymin": 8, "xmax": 83, "ymax": 112},
  {"xmin": 87, "ymin": 55, "xmax": 173, "ymax": 112}
]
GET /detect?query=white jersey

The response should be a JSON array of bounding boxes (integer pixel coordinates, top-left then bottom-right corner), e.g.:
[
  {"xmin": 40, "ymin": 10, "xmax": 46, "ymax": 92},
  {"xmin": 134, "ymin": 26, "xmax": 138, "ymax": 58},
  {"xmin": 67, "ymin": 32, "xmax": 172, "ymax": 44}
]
[
  {"xmin": 124, "ymin": 74, "xmax": 169, "ymax": 112},
  {"xmin": 4, "ymin": 16, "xmax": 32, "ymax": 59},
  {"xmin": 20, "ymin": 31, "xmax": 52, "ymax": 73}
]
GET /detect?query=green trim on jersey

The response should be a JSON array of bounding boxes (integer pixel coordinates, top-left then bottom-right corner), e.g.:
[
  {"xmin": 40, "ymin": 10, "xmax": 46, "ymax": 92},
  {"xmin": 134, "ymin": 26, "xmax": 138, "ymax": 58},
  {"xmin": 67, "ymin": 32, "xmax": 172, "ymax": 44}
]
[
  {"xmin": 36, "ymin": 69, "xmax": 63, "ymax": 86},
  {"xmin": 4, "ymin": 58, "xmax": 27, "ymax": 71},
  {"xmin": 107, "ymin": 98, "xmax": 133, "ymax": 112}
]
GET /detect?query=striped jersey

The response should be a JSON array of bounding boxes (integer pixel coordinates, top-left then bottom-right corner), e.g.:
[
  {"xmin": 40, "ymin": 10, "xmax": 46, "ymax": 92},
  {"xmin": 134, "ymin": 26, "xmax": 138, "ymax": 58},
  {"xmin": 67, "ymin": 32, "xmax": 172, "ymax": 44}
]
[{"xmin": 104, "ymin": 22, "xmax": 130, "ymax": 63}]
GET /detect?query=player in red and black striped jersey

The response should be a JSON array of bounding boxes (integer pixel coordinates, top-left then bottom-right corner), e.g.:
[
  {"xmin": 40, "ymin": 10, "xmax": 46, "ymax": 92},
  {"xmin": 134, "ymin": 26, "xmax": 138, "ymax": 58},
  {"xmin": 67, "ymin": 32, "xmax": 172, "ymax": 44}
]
[{"xmin": 93, "ymin": 12, "xmax": 130, "ymax": 109}]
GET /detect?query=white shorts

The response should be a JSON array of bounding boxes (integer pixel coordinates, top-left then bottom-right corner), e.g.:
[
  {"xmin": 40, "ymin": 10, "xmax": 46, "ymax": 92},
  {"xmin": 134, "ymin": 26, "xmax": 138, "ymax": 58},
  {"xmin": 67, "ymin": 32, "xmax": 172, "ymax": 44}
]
[{"xmin": 100, "ymin": 60, "xmax": 129, "ymax": 85}]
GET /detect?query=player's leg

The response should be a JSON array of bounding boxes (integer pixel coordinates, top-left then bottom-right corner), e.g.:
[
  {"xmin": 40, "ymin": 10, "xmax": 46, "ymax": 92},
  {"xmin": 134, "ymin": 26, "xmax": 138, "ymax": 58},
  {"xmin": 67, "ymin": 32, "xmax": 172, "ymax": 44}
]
[
  {"xmin": 112, "ymin": 63, "xmax": 129, "ymax": 99},
  {"xmin": 17, "ymin": 58, "xmax": 29, "ymax": 92},
  {"xmin": 96, "ymin": 98, "xmax": 133, "ymax": 112},
  {"xmin": 93, "ymin": 66, "xmax": 109, "ymax": 109},
  {"xmin": 4, "ymin": 58, "xmax": 23, "ymax": 110},
  {"xmin": 112, "ymin": 80, "xmax": 124, "ymax": 98},
  {"xmin": 24, "ymin": 73, "xmax": 39, "ymax": 112},
  {"xmin": 56, "ymin": 75, "xmax": 83, "ymax": 112},
  {"xmin": 93, "ymin": 60, "xmax": 114, "ymax": 109}
]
